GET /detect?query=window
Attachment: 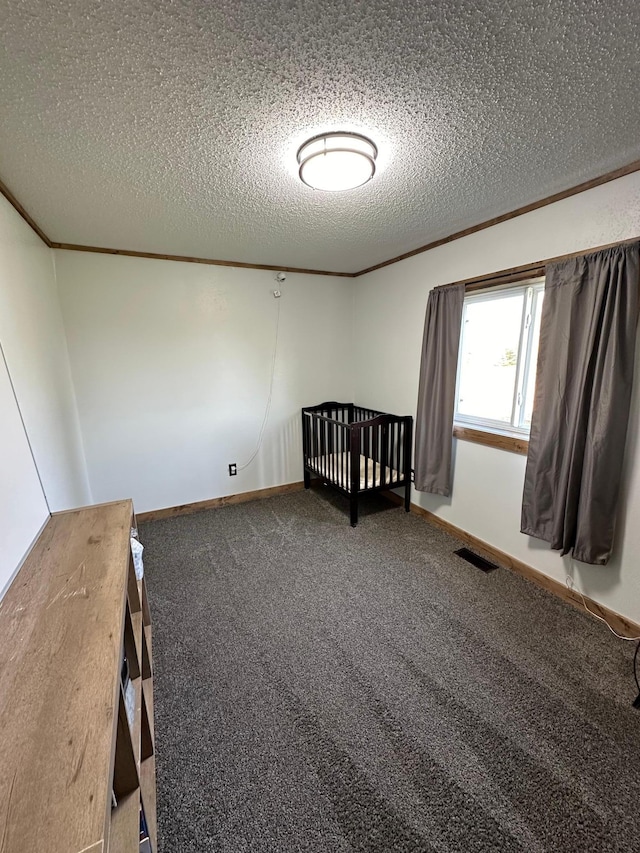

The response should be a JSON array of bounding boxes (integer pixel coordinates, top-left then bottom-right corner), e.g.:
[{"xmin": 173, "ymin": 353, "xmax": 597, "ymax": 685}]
[{"xmin": 455, "ymin": 279, "xmax": 545, "ymax": 435}]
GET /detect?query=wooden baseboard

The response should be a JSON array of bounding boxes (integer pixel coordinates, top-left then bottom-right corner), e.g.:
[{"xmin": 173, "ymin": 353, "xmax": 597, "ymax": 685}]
[
  {"xmin": 52, "ymin": 498, "xmax": 133, "ymax": 516},
  {"xmin": 138, "ymin": 482, "xmax": 639, "ymax": 636},
  {"xmin": 136, "ymin": 481, "xmax": 305, "ymax": 523},
  {"xmin": 403, "ymin": 498, "xmax": 640, "ymax": 637}
]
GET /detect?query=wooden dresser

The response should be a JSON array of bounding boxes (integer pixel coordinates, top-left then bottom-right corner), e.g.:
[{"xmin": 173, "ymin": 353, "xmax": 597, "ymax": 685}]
[{"xmin": 0, "ymin": 499, "xmax": 157, "ymax": 852}]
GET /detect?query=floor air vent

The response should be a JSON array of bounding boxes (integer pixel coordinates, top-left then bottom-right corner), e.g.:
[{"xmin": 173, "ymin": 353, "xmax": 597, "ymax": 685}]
[{"xmin": 454, "ymin": 548, "xmax": 498, "ymax": 573}]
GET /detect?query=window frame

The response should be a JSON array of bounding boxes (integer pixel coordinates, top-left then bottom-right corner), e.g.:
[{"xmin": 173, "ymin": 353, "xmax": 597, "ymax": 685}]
[{"xmin": 454, "ymin": 277, "xmax": 545, "ymax": 439}]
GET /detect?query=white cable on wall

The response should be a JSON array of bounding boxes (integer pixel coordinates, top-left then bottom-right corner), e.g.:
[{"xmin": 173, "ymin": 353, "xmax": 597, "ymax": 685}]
[
  {"xmin": 565, "ymin": 572, "xmax": 640, "ymax": 642},
  {"xmin": 236, "ymin": 288, "xmax": 282, "ymax": 472},
  {"xmin": 0, "ymin": 337, "xmax": 51, "ymax": 513}
]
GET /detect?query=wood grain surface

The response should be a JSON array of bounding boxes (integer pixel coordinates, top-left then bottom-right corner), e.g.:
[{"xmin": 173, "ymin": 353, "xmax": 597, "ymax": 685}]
[
  {"xmin": 453, "ymin": 425, "xmax": 529, "ymax": 455},
  {"xmin": 0, "ymin": 500, "xmax": 133, "ymax": 853}
]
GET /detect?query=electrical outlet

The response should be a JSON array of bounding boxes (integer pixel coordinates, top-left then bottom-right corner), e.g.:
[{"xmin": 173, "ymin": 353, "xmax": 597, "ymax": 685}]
[{"xmin": 228, "ymin": 463, "xmax": 237, "ymax": 476}]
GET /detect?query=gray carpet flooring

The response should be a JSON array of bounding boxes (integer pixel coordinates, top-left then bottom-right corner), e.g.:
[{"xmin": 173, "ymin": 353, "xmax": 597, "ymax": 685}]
[{"xmin": 140, "ymin": 487, "xmax": 640, "ymax": 853}]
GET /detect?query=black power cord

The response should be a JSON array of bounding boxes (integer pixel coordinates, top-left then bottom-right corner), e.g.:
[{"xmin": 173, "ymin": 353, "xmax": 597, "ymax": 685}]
[{"xmin": 633, "ymin": 640, "xmax": 640, "ymax": 710}]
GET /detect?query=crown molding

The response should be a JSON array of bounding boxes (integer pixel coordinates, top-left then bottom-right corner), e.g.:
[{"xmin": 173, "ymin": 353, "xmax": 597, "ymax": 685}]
[
  {"xmin": 3, "ymin": 157, "xmax": 640, "ymax": 278},
  {"xmin": 0, "ymin": 178, "xmax": 52, "ymax": 247},
  {"xmin": 0, "ymin": 176, "xmax": 353, "ymax": 276},
  {"xmin": 354, "ymin": 158, "xmax": 640, "ymax": 276},
  {"xmin": 49, "ymin": 242, "xmax": 356, "ymax": 277}
]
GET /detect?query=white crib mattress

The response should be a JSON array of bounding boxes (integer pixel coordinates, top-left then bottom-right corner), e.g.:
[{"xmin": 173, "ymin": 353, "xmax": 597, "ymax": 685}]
[{"xmin": 309, "ymin": 452, "xmax": 401, "ymax": 491}]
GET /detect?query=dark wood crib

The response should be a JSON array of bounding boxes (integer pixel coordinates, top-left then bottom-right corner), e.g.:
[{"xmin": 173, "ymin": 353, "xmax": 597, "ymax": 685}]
[{"xmin": 301, "ymin": 402, "xmax": 414, "ymax": 526}]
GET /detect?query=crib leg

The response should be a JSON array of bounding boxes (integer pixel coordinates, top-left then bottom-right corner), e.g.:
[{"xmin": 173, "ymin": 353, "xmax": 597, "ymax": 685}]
[
  {"xmin": 404, "ymin": 481, "xmax": 411, "ymax": 513},
  {"xmin": 350, "ymin": 495, "xmax": 359, "ymax": 527},
  {"xmin": 304, "ymin": 469, "xmax": 311, "ymax": 489}
]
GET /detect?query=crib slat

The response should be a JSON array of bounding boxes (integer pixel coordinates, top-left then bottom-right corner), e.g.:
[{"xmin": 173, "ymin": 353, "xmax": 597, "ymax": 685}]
[
  {"xmin": 321, "ymin": 418, "xmax": 326, "ymax": 480},
  {"xmin": 343, "ymin": 422, "xmax": 347, "ymax": 488},
  {"xmin": 304, "ymin": 413, "xmax": 309, "ymax": 468},
  {"xmin": 302, "ymin": 414, "xmax": 311, "ymax": 464},
  {"xmin": 391, "ymin": 423, "xmax": 395, "ymax": 483},
  {"xmin": 333, "ymin": 420, "xmax": 337, "ymax": 485},
  {"xmin": 364, "ymin": 425, "xmax": 369, "ymax": 490},
  {"xmin": 349, "ymin": 424, "xmax": 360, "ymax": 526},
  {"xmin": 305, "ymin": 413, "xmax": 310, "ymax": 465},
  {"xmin": 372, "ymin": 426, "xmax": 377, "ymax": 487},
  {"xmin": 402, "ymin": 421, "xmax": 407, "ymax": 480},
  {"xmin": 331, "ymin": 421, "xmax": 335, "ymax": 485},
  {"xmin": 382, "ymin": 424, "xmax": 387, "ymax": 486},
  {"xmin": 309, "ymin": 415, "xmax": 313, "ymax": 469},
  {"xmin": 325, "ymin": 418, "xmax": 329, "ymax": 481},
  {"xmin": 383, "ymin": 422, "xmax": 387, "ymax": 483},
  {"xmin": 302, "ymin": 412, "xmax": 306, "ymax": 466},
  {"xmin": 325, "ymin": 419, "xmax": 329, "ymax": 481}
]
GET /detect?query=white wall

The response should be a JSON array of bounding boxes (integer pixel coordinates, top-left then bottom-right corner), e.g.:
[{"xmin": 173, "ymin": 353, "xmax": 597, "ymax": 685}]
[
  {"xmin": 0, "ymin": 352, "xmax": 49, "ymax": 597},
  {"xmin": 0, "ymin": 195, "xmax": 91, "ymax": 596},
  {"xmin": 55, "ymin": 252, "xmax": 354, "ymax": 513},
  {"xmin": 0, "ymin": 196, "xmax": 91, "ymax": 511},
  {"xmin": 354, "ymin": 172, "xmax": 640, "ymax": 623}
]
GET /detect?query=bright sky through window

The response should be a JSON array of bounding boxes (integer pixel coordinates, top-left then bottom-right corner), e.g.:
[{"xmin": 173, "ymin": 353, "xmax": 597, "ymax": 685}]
[{"xmin": 455, "ymin": 281, "xmax": 545, "ymax": 434}]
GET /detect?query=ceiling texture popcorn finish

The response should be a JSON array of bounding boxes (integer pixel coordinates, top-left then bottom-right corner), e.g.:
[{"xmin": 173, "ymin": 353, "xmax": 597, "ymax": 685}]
[{"xmin": 1, "ymin": 0, "xmax": 639, "ymax": 274}]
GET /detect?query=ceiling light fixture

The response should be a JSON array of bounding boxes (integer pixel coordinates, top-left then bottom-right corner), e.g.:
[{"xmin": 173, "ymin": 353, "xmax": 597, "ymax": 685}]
[{"xmin": 297, "ymin": 132, "xmax": 377, "ymax": 192}]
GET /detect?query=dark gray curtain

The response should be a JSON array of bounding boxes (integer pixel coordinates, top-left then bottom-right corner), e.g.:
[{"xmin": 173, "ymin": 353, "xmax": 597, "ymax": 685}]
[
  {"xmin": 415, "ymin": 283, "xmax": 465, "ymax": 496},
  {"xmin": 521, "ymin": 243, "xmax": 639, "ymax": 565}
]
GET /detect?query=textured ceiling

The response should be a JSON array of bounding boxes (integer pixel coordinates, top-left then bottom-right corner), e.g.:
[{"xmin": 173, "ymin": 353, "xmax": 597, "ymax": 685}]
[{"xmin": 1, "ymin": 0, "xmax": 640, "ymax": 273}]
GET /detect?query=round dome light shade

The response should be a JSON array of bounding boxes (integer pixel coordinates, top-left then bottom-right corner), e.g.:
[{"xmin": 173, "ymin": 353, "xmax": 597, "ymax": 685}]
[{"xmin": 297, "ymin": 133, "xmax": 377, "ymax": 192}]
